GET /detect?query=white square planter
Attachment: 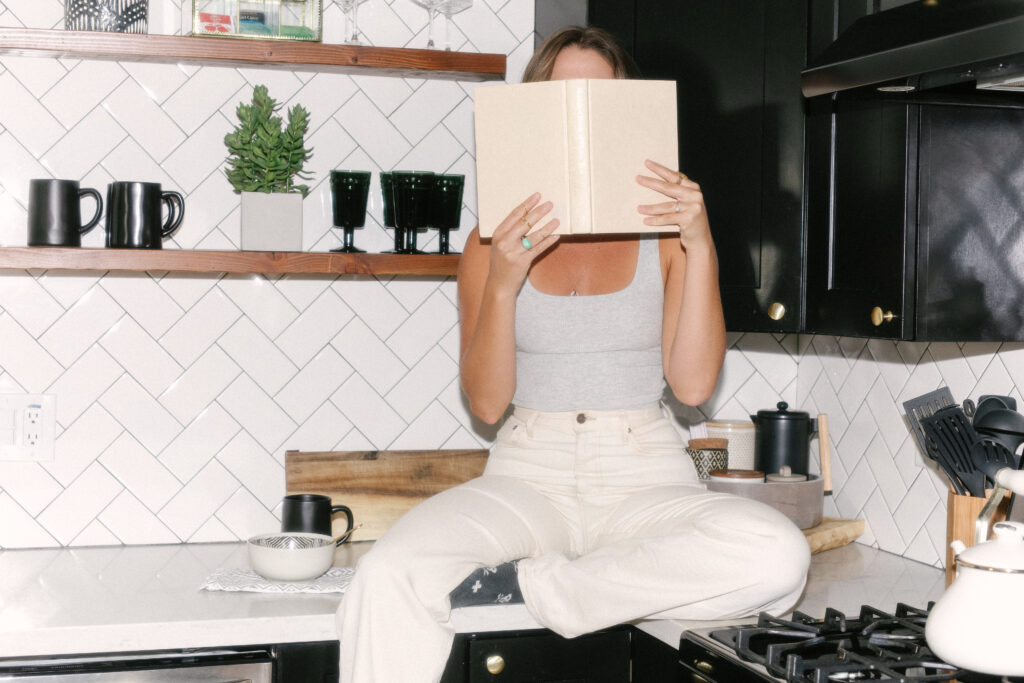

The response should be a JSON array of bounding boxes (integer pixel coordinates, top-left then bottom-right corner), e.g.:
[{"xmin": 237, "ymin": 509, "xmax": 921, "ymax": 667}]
[{"xmin": 240, "ymin": 191, "xmax": 303, "ymax": 252}]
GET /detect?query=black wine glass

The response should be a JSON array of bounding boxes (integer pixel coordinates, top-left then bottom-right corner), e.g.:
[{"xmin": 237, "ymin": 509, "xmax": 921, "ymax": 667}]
[
  {"xmin": 430, "ymin": 173, "xmax": 464, "ymax": 254},
  {"xmin": 329, "ymin": 170, "xmax": 371, "ymax": 253},
  {"xmin": 393, "ymin": 171, "xmax": 435, "ymax": 254},
  {"xmin": 380, "ymin": 171, "xmax": 406, "ymax": 253}
]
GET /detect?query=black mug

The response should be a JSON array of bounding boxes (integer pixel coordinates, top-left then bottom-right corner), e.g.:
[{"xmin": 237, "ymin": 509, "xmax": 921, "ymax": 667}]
[
  {"xmin": 105, "ymin": 181, "xmax": 184, "ymax": 249},
  {"xmin": 27, "ymin": 179, "xmax": 103, "ymax": 247},
  {"xmin": 281, "ymin": 494, "xmax": 355, "ymax": 546}
]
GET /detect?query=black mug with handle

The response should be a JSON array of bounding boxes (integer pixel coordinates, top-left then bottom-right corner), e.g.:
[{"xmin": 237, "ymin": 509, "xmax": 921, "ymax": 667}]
[
  {"xmin": 27, "ymin": 178, "xmax": 103, "ymax": 247},
  {"xmin": 105, "ymin": 181, "xmax": 184, "ymax": 249},
  {"xmin": 281, "ymin": 493, "xmax": 355, "ymax": 546}
]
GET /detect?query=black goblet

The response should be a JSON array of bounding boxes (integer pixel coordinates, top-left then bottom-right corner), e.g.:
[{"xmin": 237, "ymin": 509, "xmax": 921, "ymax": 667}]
[
  {"xmin": 329, "ymin": 170, "xmax": 371, "ymax": 253},
  {"xmin": 379, "ymin": 171, "xmax": 406, "ymax": 253},
  {"xmin": 393, "ymin": 171, "xmax": 435, "ymax": 254},
  {"xmin": 430, "ymin": 173, "xmax": 464, "ymax": 254}
]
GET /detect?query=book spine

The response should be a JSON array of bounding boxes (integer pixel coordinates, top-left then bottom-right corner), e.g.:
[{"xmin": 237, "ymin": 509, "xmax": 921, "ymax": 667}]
[{"xmin": 565, "ymin": 81, "xmax": 591, "ymax": 234}]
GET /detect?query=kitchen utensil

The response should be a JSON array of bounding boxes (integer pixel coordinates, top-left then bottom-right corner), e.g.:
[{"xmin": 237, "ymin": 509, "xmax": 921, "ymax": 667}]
[
  {"xmin": 247, "ymin": 532, "xmax": 336, "ymax": 582},
  {"xmin": 970, "ymin": 438, "xmax": 1018, "ymax": 491},
  {"xmin": 704, "ymin": 421, "xmax": 756, "ymax": 469},
  {"xmin": 902, "ymin": 386, "xmax": 954, "ymax": 455},
  {"xmin": 105, "ymin": 181, "xmax": 184, "ymax": 248},
  {"xmin": 926, "ymin": 469, "xmax": 1024, "ymax": 677},
  {"xmin": 750, "ymin": 402, "xmax": 817, "ymax": 475},
  {"xmin": 972, "ymin": 407, "xmax": 1024, "ymax": 457},
  {"xmin": 27, "ymin": 179, "xmax": 103, "ymax": 247},
  {"xmin": 280, "ymin": 493, "xmax": 355, "ymax": 546},
  {"xmin": 686, "ymin": 438, "xmax": 728, "ymax": 480},
  {"xmin": 919, "ymin": 405, "xmax": 976, "ymax": 495}
]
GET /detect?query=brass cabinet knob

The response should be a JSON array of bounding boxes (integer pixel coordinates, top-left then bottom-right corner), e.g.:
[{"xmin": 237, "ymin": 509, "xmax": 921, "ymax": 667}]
[
  {"xmin": 485, "ymin": 654, "xmax": 505, "ymax": 675},
  {"xmin": 767, "ymin": 302, "xmax": 786, "ymax": 321},
  {"xmin": 870, "ymin": 306, "xmax": 896, "ymax": 326}
]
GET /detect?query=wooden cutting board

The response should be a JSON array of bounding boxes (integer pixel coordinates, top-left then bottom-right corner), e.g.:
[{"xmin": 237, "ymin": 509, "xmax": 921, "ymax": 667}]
[
  {"xmin": 285, "ymin": 449, "xmax": 489, "ymax": 542},
  {"xmin": 802, "ymin": 517, "xmax": 865, "ymax": 554}
]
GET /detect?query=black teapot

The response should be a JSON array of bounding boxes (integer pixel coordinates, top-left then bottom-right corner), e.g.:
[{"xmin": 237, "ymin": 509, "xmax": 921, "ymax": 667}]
[{"xmin": 750, "ymin": 402, "xmax": 818, "ymax": 475}]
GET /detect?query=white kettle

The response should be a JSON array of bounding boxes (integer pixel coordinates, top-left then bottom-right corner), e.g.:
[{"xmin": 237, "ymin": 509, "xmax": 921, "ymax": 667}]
[{"xmin": 925, "ymin": 468, "xmax": 1024, "ymax": 676}]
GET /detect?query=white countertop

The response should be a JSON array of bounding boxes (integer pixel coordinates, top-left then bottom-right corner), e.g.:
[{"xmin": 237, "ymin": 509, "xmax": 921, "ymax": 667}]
[{"xmin": 0, "ymin": 540, "xmax": 949, "ymax": 659}]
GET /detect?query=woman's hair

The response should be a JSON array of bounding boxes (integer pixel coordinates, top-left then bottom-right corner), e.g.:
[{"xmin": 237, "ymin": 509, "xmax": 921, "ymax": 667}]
[{"xmin": 521, "ymin": 26, "xmax": 639, "ymax": 83}]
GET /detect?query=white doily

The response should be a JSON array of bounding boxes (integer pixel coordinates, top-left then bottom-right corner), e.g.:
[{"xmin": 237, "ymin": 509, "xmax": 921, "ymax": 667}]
[{"xmin": 201, "ymin": 567, "xmax": 356, "ymax": 594}]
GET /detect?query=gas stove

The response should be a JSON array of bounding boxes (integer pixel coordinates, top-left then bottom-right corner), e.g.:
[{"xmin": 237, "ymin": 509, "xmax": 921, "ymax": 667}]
[{"xmin": 680, "ymin": 603, "xmax": 1022, "ymax": 682}]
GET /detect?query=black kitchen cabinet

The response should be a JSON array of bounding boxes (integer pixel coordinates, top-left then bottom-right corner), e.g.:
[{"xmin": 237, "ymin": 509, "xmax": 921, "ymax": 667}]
[
  {"xmin": 588, "ymin": 0, "xmax": 808, "ymax": 332},
  {"xmin": 440, "ymin": 626, "xmax": 678, "ymax": 683},
  {"xmin": 803, "ymin": 1, "xmax": 1024, "ymax": 341}
]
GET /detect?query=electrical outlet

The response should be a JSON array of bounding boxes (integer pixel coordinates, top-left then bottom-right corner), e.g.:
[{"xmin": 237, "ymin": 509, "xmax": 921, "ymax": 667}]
[{"xmin": 0, "ymin": 394, "xmax": 56, "ymax": 462}]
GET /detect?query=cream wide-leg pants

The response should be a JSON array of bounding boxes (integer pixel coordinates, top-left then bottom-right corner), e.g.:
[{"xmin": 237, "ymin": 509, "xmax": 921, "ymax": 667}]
[{"xmin": 336, "ymin": 404, "xmax": 811, "ymax": 683}]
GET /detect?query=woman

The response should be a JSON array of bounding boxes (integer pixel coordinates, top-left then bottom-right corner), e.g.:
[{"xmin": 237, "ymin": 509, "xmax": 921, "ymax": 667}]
[{"xmin": 336, "ymin": 26, "xmax": 810, "ymax": 683}]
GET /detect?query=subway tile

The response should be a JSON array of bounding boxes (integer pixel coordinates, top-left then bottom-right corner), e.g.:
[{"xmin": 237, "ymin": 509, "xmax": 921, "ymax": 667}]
[
  {"xmin": 274, "ymin": 288, "xmax": 353, "ymax": 367},
  {"xmin": 187, "ymin": 516, "xmax": 236, "ymax": 543},
  {"xmin": 0, "ymin": 312, "xmax": 64, "ymax": 391},
  {"xmin": 336, "ymin": 91, "xmax": 411, "ymax": 170},
  {"xmin": 862, "ymin": 488, "xmax": 907, "ymax": 557},
  {"xmin": 159, "ymin": 345, "xmax": 240, "ymax": 425},
  {"xmin": 0, "ymin": 72, "xmax": 65, "ymax": 157},
  {"xmin": 387, "ymin": 289, "xmax": 458, "ymax": 366},
  {"xmin": 389, "ymin": 400, "xmax": 460, "ymax": 450},
  {"xmin": 69, "ymin": 520, "xmax": 121, "ymax": 547},
  {"xmin": 41, "ymin": 107, "xmax": 128, "ymax": 180},
  {"xmin": 0, "ymin": 132, "xmax": 50, "ymax": 208},
  {"xmin": 275, "ymin": 347, "xmax": 353, "ymax": 424},
  {"xmin": 161, "ymin": 113, "xmax": 233, "ymax": 193},
  {"xmin": 391, "ymin": 80, "xmax": 467, "ymax": 145},
  {"xmin": 218, "ymin": 375, "xmax": 297, "ymax": 452},
  {"xmin": 0, "ymin": 492, "xmax": 58, "ymax": 548},
  {"xmin": 330, "ymin": 373, "xmax": 405, "ymax": 448},
  {"xmin": 217, "ymin": 274, "xmax": 300, "ymax": 340},
  {"xmin": 216, "ymin": 318, "xmax": 297, "ymax": 396},
  {"xmin": 159, "ymin": 287, "xmax": 242, "ymax": 367},
  {"xmin": 37, "ymin": 462, "xmax": 123, "ymax": 545},
  {"xmin": 98, "ymin": 491, "xmax": 180, "ymax": 545},
  {"xmin": 162, "ymin": 65, "xmax": 247, "ymax": 136},
  {"xmin": 120, "ymin": 62, "xmax": 190, "ymax": 104},
  {"xmin": 99, "ymin": 375, "xmax": 181, "ymax": 454},
  {"xmin": 386, "ymin": 346, "xmax": 458, "ymax": 422},
  {"xmin": 38, "ymin": 285, "xmax": 123, "ymax": 368},
  {"xmin": 98, "ymin": 432, "xmax": 182, "ymax": 512},
  {"xmin": 215, "ymin": 431, "xmax": 284, "ymax": 509},
  {"xmin": 214, "ymin": 487, "xmax": 279, "ymax": 541},
  {"xmin": 395, "ymin": 123, "xmax": 463, "ymax": 172},
  {"xmin": 0, "ymin": 461, "xmax": 62, "ymax": 517},
  {"xmin": 0, "ymin": 270, "xmax": 64, "ymax": 337},
  {"xmin": 159, "ymin": 459, "xmax": 239, "ymax": 540},
  {"xmin": 48, "ymin": 344, "xmax": 123, "ymax": 426},
  {"xmin": 280, "ymin": 401, "xmax": 353, "ymax": 456},
  {"xmin": 331, "ymin": 317, "xmax": 407, "ymax": 394},
  {"xmin": 4, "ymin": 0, "xmax": 64, "ymax": 30},
  {"xmin": 100, "ymin": 316, "xmax": 181, "ymax": 396},
  {"xmin": 43, "ymin": 404, "xmax": 122, "ymax": 487},
  {"xmin": 41, "ymin": 60, "xmax": 126, "ymax": 129},
  {"xmin": 159, "ymin": 403, "xmax": 240, "ymax": 482},
  {"xmin": 103, "ymin": 79, "xmax": 186, "ymax": 162},
  {"xmin": 99, "ymin": 272, "xmax": 185, "ymax": 339}
]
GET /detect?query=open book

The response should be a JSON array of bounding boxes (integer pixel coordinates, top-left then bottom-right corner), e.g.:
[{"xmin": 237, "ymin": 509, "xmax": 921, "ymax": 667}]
[{"xmin": 474, "ymin": 78, "xmax": 679, "ymax": 237}]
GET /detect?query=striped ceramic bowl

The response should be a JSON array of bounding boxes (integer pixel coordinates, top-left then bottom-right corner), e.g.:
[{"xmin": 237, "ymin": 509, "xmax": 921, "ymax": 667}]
[{"xmin": 248, "ymin": 532, "xmax": 335, "ymax": 582}]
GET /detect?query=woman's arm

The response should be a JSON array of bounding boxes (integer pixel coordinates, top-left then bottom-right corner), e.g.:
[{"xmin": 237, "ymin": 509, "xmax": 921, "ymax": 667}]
[
  {"xmin": 457, "ymin": 194, "xmax": 559, "ymax": 423},
  {"xmin": 636, "ymin": 160, "xmax": 726, "ymax": 406}
]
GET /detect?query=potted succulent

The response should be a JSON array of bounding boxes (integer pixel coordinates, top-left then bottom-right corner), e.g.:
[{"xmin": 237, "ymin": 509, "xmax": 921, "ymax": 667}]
[{"xmin": 224, "ymin": 84, "xmax": 313, "ymax": 251}]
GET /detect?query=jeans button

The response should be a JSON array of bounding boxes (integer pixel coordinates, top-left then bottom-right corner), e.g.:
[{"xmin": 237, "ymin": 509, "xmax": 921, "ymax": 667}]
[{"xmin": 576, "ymin": 413, "xmax": 586, "ymax": 424}]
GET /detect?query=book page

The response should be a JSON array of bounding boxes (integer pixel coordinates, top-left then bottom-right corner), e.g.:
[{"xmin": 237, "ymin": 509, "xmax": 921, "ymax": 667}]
[
  {"xmin": 587, "ymin": 79, "xmax": 680, "ymax": 234},
  {"xmin": 474, "ymin": 81, "xmax": 572, "ymax": 238}
]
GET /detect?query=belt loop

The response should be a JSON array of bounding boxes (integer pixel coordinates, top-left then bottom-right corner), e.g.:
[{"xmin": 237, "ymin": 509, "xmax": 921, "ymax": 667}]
[{"xmin": 519, "ymin": 407, "xmax": 540, "ymax": 437}]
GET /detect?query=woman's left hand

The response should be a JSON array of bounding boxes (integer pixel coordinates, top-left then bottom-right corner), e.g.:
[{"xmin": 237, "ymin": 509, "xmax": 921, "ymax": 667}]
[{"xmin": 636, "ymin": 159, "xmax": 712, "ymax": 251}]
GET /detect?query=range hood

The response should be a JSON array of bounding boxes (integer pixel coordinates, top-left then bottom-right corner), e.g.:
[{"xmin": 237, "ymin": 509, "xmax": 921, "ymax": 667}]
[{"xmin": 802, "ymin": 0, "xmax": 1024, "ymax": 97}]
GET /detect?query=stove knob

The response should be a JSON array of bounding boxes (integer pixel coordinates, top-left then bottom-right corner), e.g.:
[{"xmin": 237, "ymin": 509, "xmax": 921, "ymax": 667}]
[{"xmin": 485, "ymin": 654, "xmax": 505, "ymax": 675}]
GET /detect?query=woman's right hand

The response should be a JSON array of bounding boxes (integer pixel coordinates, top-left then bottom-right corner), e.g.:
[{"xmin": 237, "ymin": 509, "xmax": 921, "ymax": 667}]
[{"xmin": 487, "ymin": 193, "xmax": 560, "ymax": 292}]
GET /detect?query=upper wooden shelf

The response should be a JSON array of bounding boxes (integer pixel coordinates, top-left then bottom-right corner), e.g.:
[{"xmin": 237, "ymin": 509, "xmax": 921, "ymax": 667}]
[
  {"xmin": 0, "ymin": 28, "xmax": 506, "ymax": 81},
  {"xmin": 0, "ymin": 247, "xmax": 459, "ymax": 276}
]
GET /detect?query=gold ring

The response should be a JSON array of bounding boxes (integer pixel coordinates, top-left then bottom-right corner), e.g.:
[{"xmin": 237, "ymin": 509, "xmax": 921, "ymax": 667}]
[{"xmin": 677, "ymin": 173, "xmax": 685, "ymax": 184}]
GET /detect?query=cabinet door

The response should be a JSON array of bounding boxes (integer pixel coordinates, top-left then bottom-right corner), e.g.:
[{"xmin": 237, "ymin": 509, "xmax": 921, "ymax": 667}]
[
  {"xmin": 442, "ymin": 629, "xmax": 631, "ymax": 683},
  {"xmin": 589, "ymin": 0, "xmax": 807, "ymax": 332},
  {"xmin": 804, "ymin": 94, "xmax": 916, "ymax": 338}
]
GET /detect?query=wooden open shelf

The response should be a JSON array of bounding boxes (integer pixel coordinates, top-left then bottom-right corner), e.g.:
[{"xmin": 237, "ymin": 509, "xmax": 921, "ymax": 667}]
[
  {"xmin": 0, "ymin": 28, "xmax": 506, "ymax": 81},
  {"xmin": 0, "ymin": 247, "xmax": 459, "ymax": 276}
]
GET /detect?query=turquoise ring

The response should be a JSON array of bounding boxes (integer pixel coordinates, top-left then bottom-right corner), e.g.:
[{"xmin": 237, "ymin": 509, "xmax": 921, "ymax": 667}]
[{"xmin": 521, "ymin": 237, "xmax": 532, "ymax": 249}]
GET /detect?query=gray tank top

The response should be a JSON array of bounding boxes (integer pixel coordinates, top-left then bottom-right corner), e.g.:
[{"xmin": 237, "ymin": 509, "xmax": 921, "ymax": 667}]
[{"xmin": 512, "ymin": 237, "xmax": 666, "ymax": 411}]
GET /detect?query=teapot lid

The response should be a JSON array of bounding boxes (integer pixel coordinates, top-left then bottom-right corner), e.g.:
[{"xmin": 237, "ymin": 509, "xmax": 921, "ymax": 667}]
[
  {"xmin": 755, "ymin": 402, "xmax": 811, "ymax": 421},
  {"xmin": 955, "ymin": 522, "xmax": 1024, "ymax": 572}
]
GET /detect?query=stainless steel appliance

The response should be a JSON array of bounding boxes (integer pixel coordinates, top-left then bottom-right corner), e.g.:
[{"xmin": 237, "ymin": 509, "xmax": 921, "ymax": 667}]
[
  {"xmin": 679, "ymin": 603, "xmax": 1019, "ymax": 682},
  {"xmin": 0, "ymin": 641, "xmax": 337, "ymax": 682}
]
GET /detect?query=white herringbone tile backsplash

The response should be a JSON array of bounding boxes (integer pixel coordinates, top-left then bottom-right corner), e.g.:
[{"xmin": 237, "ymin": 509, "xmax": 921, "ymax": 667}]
[{"xmin": 1, "ymin": 0, "xmax": 1020, "ymax": 570}]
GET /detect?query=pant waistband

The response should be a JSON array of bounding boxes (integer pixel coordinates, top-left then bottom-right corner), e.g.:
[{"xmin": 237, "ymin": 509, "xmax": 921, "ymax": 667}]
[{"xmin": 512, "ymin": 403, "xmax": 665, "ymax": 429}]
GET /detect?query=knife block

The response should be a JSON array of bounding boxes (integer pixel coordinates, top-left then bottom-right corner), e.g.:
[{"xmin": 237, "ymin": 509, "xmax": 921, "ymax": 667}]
[{"xmin": 945, "ymin": 489, "xmax": 1010, "ymax": 586}]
